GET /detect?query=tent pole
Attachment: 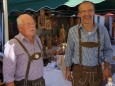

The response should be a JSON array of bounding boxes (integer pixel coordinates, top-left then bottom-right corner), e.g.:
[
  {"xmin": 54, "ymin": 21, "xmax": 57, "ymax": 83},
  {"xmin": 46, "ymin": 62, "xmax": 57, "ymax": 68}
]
[{"xmin": 3, "ymin": 0, "xmax": 9, "ymax": 43}]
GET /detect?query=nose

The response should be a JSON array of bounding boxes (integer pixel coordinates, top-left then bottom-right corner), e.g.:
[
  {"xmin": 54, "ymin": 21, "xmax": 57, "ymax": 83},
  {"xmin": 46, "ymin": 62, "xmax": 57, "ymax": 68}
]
[{"xmin": 84, "ymin": 11, "xmax": 89, "ymax": 15}]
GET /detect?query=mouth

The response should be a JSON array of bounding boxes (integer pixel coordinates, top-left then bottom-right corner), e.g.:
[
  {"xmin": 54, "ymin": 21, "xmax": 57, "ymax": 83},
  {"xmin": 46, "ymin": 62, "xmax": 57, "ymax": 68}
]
[
  {"xmin": 30, "ymin": 29, "xmax": 35, "ymax": 33},
  {"xmin": 84, "ymin": 16, "xmax": 91, "ymax": 20},
  {"xmin": 30, "ymin": 28, "xmax": 35, "ymax": 31},
  {"xmin": 31, "ymin": 29, "xmax": 34, "ymax": 31}
]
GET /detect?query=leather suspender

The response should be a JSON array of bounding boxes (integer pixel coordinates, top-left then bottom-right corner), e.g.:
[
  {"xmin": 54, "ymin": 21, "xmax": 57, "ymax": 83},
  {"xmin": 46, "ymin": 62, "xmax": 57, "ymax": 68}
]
[
  {"xmin": 97, "ymin": 28, "xmax": 100, "ymax": 66},
  {"xmin": 78, "ymin": 28, "xmax": 82, "ymax": 65},
  {"xmin": 78, "ymin": 27, "xmax": 100, "ymax": 65}
]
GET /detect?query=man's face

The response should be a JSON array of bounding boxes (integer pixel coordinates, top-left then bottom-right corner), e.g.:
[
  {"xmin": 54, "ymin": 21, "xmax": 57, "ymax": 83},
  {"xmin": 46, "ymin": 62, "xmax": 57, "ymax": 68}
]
[
  {"xmin": 19, "ymin": 16, "xmax": 36, "ymax": 38},
  {"xmin": 78, "ymin": 2, "xmax": 95, "ymax": 25}
]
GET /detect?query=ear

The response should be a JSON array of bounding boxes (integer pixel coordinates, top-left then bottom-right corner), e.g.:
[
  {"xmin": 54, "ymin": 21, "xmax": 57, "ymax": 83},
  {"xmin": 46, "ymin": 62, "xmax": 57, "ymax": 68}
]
[
  {"xmin": 18, "ymin": 25, "xmax": 22, "ymax": 32},
  {"xmin": 77, "ymin": 13, "xmax": 81, "ymax": 18}
]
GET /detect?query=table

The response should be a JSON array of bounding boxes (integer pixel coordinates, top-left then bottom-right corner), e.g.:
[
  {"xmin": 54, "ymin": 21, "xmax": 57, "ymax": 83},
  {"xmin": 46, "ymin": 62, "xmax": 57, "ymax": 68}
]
[
  {"xmin": 43, "ymin": 62, "xmax": 72, "ymax": 86},
  {"xmin": 43, "ymin": 60, "xmax": 115, "ymax": 86}
]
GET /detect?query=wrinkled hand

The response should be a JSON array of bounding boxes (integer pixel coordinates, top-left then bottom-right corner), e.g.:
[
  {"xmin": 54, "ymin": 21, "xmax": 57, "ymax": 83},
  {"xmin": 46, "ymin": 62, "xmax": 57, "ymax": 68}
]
[
  {"xmin": 103, "ymin": 67, "xmax": 112, "ymax": 82},
  {"xmin": 65, "ymin": 70, "xmax": 72, "ymax": 81}
]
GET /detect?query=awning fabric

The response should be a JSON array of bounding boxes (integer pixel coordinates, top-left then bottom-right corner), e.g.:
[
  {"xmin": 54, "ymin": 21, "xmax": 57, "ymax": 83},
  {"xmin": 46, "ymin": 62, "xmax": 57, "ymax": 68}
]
[{"xmin": 8, "ymin": 0, "xmax": 105, "ymax": 12}]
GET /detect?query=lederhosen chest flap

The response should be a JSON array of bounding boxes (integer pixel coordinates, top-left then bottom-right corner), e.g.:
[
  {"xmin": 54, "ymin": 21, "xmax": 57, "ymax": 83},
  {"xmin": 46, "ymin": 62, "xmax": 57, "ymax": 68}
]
[{"xmin": 14, "ymin": 37, "xmax": 42, "ymax": 86}]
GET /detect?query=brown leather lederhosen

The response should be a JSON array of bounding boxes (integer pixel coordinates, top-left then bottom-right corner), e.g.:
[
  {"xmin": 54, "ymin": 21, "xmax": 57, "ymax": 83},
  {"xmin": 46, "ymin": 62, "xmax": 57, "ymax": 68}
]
[
  {"xmin": 72, "ymin": 27, "xmax": 103, "ymax": 86},
  {"xmin": 14, "ymin": 38, "xmax": 45, "ymax": 86}
]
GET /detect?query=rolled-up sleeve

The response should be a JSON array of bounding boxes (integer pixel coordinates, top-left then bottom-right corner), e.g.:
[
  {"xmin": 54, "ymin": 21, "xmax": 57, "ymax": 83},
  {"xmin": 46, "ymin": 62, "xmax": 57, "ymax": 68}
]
[
  {"xmin": 3, "ymin": 41, "xmax": 17, "ymax": 83},
  {"xmin": 103, "ymin": 26, "xmax": 113, "ymax": 64},
  {"xmin": 65, "ymin": 29, "xmax": 74, "ymax": 66}
]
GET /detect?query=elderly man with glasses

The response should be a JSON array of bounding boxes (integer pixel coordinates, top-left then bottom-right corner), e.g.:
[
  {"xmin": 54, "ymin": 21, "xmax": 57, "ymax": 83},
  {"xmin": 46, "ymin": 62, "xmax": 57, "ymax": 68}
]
[{"xmin": 3, "ymin": 14, "xmax": 45, "ymax": 86}]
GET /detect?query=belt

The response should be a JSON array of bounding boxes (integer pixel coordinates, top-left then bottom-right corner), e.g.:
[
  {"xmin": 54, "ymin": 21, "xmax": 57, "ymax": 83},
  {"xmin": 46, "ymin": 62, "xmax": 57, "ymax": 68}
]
[
  {"xmin": 26, "ymin": 77, "xmax": 43, "ymax": 84},
  {"xmin": 73, "ymin": 64, "xmax": 101, "ymax": 72},
  {"xmin": 73, "ymin": 64, "xmax": 98, "ymax": 67},
  {"xmin": 15, "ymin": 77, "xmax": 43, "ymax": 85}
]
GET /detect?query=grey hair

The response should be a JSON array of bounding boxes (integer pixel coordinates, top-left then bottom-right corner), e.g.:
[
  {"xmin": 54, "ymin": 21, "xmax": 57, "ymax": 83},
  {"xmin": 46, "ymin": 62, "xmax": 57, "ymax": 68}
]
[{"xmin": 17, "ymin": 14, "xmax": 31, "ymax": 26}]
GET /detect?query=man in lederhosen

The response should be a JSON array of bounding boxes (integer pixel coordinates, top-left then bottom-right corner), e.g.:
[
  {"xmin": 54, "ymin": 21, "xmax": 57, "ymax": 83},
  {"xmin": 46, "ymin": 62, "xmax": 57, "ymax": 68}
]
[
  {"xmin": 3, "ymin": 14, "xmax": 45, "ymax": 86},
  {"xmin": 65, "ymin": 1, "xmax": 113, "ymax": 86}
]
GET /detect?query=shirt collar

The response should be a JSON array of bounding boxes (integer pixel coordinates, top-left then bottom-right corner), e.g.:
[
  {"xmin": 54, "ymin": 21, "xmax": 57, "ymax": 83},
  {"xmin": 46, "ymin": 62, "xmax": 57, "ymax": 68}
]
[
  {"xmin": 18, "ymin": 33, "xmax": 26, "ymax": 41},
  {"xmin": 18, "ymin": 33, "xmax": 36, "ymax": 42},
  {"xmin": 78, "ymin": 23, "xmax": 98, "ymax": 33}
]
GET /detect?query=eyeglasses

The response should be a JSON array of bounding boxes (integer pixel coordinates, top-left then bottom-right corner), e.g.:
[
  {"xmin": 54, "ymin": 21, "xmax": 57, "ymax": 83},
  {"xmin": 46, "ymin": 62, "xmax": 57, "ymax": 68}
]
[
  {"xmin": 79, "ymin": 9, "xmax": 94, "ymax": 14},
  {"xmin": 21, "ymin": 22, "xmax": 36, "ymax": 26}
]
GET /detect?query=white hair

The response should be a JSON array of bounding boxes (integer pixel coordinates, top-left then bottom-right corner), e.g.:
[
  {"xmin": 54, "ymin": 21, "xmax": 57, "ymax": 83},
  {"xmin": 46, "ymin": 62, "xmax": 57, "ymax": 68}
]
[{"xmin": 17, "ymin": 14, "xmax": 32, "ymax": 26}]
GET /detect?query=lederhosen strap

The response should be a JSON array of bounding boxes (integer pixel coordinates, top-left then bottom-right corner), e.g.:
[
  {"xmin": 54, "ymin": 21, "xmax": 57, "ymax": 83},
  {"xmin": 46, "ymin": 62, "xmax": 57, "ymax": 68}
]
[
  {"xmin": 78, "ymin": 27, "xmax": 100, "ymax": 65},
  {"xmin": 14, "ymin": 37, "xmax": 42, "ymax": 86}
]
